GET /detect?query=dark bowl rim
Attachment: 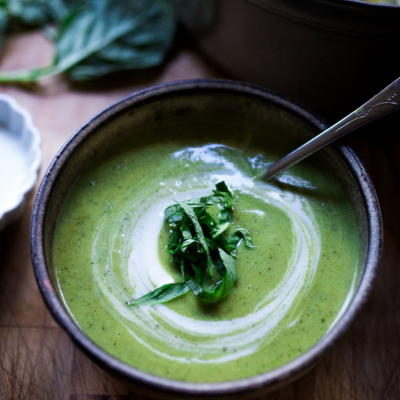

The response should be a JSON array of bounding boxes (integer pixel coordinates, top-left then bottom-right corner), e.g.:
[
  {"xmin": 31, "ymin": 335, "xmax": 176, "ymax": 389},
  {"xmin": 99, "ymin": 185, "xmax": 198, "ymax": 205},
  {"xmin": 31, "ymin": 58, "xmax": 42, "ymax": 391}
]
[{"xmin": 30, "ymin": 78, "xmax": 382, "ymax": 398}]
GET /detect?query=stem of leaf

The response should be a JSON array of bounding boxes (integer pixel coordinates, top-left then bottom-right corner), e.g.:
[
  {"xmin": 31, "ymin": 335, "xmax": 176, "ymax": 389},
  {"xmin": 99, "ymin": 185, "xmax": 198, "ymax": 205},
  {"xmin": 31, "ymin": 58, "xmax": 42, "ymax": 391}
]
[{"xmin": 0, "ymin": 65, "xmax": 57, "ymax": 83}]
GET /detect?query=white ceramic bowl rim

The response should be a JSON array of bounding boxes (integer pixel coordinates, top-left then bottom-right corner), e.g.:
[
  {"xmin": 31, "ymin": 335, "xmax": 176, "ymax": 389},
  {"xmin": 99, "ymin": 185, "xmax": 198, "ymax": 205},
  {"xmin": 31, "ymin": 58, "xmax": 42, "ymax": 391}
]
[{"xmin": 0, "ymin": 93, "xmax": 42, "ymax": 231}]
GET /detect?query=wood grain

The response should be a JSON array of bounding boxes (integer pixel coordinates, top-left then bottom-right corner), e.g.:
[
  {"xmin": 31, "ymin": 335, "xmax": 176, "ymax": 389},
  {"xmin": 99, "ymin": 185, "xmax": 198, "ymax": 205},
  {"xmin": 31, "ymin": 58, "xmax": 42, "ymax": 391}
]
[{"xmin": 0, "ymin": 31, "xmax": 399, "ymax": 400}]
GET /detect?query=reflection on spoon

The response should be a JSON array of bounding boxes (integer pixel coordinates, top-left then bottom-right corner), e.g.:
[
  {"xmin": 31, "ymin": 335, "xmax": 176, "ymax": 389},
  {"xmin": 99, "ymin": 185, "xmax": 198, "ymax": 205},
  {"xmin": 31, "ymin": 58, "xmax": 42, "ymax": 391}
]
[{"xmin": 261, "ymin": 77, "xmax": 400, "ymax": 181}]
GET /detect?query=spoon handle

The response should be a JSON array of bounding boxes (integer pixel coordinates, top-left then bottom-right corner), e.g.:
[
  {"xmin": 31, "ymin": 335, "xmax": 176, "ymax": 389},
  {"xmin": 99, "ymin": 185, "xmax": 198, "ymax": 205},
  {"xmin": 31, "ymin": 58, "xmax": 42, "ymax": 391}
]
[{"xmin": 262, "ymin": 77, "xmax": 400, "ymax": 181}]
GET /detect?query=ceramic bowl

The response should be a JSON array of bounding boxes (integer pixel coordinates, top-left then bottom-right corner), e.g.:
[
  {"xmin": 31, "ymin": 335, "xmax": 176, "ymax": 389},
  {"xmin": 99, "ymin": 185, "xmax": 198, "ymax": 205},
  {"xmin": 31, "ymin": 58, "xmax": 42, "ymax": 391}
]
[
  {"xmin": 0, "ymin": 93, "xmax": 42, "ymax": 231},
  {"xmin": 31, "ymin": 80, "xmax": 382, "ymax": 399}
]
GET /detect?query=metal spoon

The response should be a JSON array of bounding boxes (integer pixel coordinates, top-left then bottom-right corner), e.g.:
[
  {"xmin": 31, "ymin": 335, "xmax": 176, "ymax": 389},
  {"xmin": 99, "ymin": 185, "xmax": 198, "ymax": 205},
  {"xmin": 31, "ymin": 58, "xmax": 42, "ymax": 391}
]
[{"xmin": 261, "ymin": 77, "xmax": 400, "ymax": 181}]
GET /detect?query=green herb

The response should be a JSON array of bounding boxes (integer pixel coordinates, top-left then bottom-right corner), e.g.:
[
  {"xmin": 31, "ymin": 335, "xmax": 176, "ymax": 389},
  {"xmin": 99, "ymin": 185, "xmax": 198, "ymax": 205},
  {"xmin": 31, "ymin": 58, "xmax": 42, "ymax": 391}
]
[
  {"xmin": 0, "ymin": 0, "xmax": 64, "ymax": 28},
  {"xmin": 128, "ymin": 181, "xmax": 254, "ymax": 306},
  {"xmin": 0, "ymin": 0, "xmax": 65, "ymax": 53},
  {"xmin": 0, "ymin": 0, "xmax": 177, "ymax": 83}
]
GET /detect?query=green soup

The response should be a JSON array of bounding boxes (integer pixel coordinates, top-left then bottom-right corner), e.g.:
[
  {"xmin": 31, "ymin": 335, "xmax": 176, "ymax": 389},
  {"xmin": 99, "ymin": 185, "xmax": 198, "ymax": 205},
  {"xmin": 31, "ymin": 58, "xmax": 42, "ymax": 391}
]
[{"xmin": 53, "ymin": 118, "xmax": 361, "ymax": 382}]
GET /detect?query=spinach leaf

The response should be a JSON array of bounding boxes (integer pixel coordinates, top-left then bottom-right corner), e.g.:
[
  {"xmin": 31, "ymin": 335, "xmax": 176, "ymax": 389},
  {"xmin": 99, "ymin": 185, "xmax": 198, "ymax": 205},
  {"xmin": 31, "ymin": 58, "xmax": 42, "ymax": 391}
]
[
  {"xmin": 128, "ymin": 182, "xmax": 254, "ymax": 307},
  {"xmin": 6, "ymin": 0, "xmax": 65, "ymax": 26},
  {"xmin": 0, "ymin": 0, "xmax": 177, "ymax": 83},
  {"xmin": 0, "ymin": 0, "xmax": 64, "ymax": 54}
]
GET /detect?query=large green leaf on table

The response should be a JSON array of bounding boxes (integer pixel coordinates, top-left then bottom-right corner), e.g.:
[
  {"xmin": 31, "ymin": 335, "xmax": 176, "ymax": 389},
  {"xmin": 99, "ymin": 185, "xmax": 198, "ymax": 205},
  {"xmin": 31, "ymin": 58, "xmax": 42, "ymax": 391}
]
[
  {"xmin": 4, "ymin": 0, "xmax": 65, "ymax": 26},
  {"xmin": 0, "ymin": 0, "xmax": 64, "ymax": 28},
  {"xmin": 65, "ymin": 1, "xmax": 178, "ymax": 80},
  {"xmin": 0, "ymin": 0, "xmax": 64, "ymax": 54},
  {"xmin": 0, "ymin": 0, "xmax": 177, "ymax": 83},
  {"xmin": 52, "ymin": 0, "xmax": 177, "ymax": 80}
]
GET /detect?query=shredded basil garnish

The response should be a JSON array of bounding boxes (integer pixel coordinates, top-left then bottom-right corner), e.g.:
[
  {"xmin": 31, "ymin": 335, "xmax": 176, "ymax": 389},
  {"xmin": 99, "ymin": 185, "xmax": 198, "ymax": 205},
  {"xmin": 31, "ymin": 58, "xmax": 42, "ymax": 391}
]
[{"xmin": 128, "ymin": 181, "xmax": 254, "ymax": 306}]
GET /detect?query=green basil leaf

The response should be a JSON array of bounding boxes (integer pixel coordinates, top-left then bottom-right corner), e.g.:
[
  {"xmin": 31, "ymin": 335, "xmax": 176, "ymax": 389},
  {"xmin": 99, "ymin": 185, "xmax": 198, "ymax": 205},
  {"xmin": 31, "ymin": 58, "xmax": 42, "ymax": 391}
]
[
  {"xmin": 211, "ymin": 221, "xmax": 231, "ymax": 239},
  {"xmin": 129, "ymin": 181, "xmax": 254, "ymax": 307},
  {"xmin": 164, "ymin": 204, "xmax": 182, "ymax": 223},
  {"xmin": 63, "ymin": 0, "xmax": 177, "ymax": 81},
  {"xmin": 0, "ymin": 0, "xmax": 64, "ymax": 56},
  {"xmin": 0, "ymin": 0, "xmax": 177, "ymax": 83},
  {"xmin": 236, "ymin": 227, "xmax": 255, "ymax": 248},
  {"xmin": 5, "ymin": 0, "xmax": 64, "ymax": 27},
  {"xmin": 178, "ymin": 200, "xmax": 214, "ymax": 277},
  {"xmin": 211, "ymin": 248, "xmax": 238, "ymax": 302},
  {"xmin": 127, "ymin": 282, "xmax": 189, "ymax": 306}
]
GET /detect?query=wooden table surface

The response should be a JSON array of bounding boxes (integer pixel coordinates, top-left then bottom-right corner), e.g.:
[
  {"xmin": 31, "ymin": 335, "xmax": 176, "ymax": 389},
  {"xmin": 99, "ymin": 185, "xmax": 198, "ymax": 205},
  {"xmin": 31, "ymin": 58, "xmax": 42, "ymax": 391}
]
[{"xmin": 0, "ymin": 30, "xmax": 399, "ymax": 400}]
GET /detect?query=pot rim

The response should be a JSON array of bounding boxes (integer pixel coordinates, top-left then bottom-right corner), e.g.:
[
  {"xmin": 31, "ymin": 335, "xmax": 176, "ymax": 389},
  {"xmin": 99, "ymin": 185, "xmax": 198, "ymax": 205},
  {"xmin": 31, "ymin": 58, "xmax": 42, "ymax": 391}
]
[
  {"xmin": 248, "ymin": 0, "xmax": 400, "ymax": 36},
  {"xmin": 30, "ymin": 78, "xmax": 382, "ymax": 398}
]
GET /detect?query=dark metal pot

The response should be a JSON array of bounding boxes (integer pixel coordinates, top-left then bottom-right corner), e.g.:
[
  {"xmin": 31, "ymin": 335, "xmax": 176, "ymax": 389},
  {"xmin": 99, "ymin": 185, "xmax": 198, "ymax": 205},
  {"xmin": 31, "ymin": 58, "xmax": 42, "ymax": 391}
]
[{"xmin": 177, "ymin": 0, "xmax": 400, "ymax": 121}]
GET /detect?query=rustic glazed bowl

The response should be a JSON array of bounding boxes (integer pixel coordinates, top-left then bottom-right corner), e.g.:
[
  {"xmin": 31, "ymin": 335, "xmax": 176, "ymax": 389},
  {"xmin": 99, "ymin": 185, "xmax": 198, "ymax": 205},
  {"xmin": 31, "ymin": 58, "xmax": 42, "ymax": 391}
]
[{"xmin": 31, "ymin": 80, "xmax": 382, "ymax": 399}]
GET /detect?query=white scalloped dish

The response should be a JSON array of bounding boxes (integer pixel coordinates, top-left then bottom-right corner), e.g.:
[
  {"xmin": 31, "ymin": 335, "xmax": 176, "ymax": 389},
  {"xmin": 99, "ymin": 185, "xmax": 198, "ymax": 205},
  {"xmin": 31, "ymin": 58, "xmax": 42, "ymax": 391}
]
[{"xmin": 0, "ymin": 94, "xmax": 41, "ymax": 231}]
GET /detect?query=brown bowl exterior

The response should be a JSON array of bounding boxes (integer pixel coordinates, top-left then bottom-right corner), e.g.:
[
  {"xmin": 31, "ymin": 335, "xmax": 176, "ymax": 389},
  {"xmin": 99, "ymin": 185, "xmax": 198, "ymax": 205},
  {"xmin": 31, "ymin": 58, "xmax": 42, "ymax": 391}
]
[{"xmin": 30, "ymin": 79, "xmax": 382, "ymax": 399}]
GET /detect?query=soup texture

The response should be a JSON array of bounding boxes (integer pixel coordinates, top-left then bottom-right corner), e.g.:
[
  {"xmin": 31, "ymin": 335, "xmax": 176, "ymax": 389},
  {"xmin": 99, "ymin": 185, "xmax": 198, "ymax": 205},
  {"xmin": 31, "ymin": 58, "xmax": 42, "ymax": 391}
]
[{"xmin": 53, "ymin": 120, "xmax": 361, "ymax": 382}]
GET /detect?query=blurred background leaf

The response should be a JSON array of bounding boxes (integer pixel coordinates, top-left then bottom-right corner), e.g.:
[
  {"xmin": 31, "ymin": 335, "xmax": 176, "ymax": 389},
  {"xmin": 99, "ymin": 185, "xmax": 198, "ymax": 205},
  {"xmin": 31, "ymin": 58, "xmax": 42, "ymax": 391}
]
[{"xmin": 0, "ymin": 0, "xmax": 178, "ymax": 83}]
